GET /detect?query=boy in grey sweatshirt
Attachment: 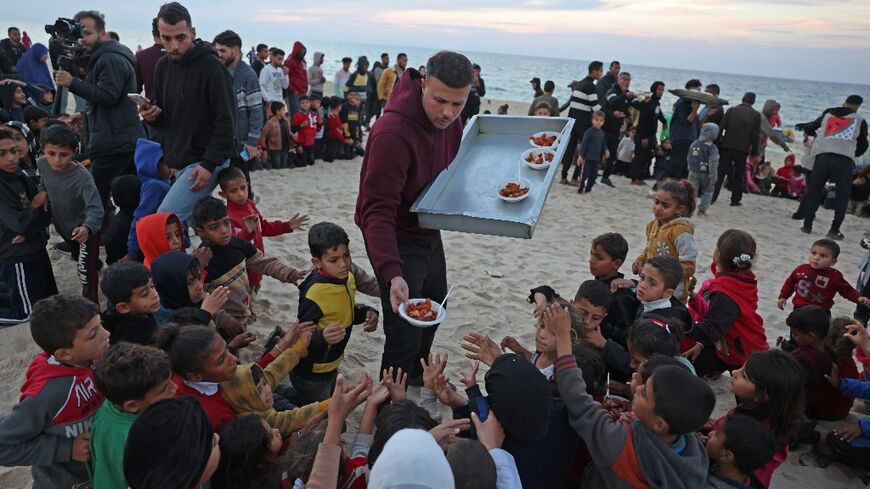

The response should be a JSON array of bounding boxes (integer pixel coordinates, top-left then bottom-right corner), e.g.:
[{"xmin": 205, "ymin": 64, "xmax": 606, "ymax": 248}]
[
  {"xmin": 36, "ymin": 125, "xmax": 104, "ymax": 304},
  {"xmin": 542, "ymin": 304, "xmax": 715, "ymax": 489},
  {"xmin": 688, "ymin": 123, "xmax": 720, "ymax": 216},
  {"xmin": 577, "ymin": 111, "xmax": 609, "ymax": 194}
]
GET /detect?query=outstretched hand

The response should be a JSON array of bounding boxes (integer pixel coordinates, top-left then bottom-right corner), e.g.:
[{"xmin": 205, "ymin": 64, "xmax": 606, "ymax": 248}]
[{"xmin": 461, "ymin": 332, "xmax": 500, "ymax": 367}]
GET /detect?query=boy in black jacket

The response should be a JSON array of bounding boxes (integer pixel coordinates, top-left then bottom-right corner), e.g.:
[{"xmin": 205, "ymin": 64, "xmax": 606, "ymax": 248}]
[
  {"xmin": 0, "ymin": 127, "xmax": 56, "ymax": 324},
  {"xmin": 100, "ymin": 261, "xmax": 161, "ymax": 345}
]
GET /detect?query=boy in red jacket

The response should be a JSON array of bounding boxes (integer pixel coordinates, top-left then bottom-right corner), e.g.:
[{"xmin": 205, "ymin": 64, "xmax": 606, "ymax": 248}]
[
  {"xmin": 778, "ymin": 238, "xmax": 870, "ymax": 311},
  {"xmin": 218, "ymin": 166, "xmax": 308, "ymax": 291},
  {"xmin": 291, "ymin": 95, "xmax": 321, "ymax": 167},
  {"xmin": 324, "ymin": 98, "xmax": 351, "ymax": 162}
]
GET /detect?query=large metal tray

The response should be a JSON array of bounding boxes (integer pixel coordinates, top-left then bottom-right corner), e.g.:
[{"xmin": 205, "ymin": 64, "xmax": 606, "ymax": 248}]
[{"xmin": 411, "ymin": 115, "xmax": 575, "ymax": 239}]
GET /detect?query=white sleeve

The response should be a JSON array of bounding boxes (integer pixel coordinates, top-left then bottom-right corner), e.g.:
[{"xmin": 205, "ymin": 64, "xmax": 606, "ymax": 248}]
[{"xmin": 489, "ymin": 448, "xmax": 523, "ymax": 489}]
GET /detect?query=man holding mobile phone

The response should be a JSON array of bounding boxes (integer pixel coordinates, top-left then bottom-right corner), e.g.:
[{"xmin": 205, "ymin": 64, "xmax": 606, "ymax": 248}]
[{"xmin": 53, "ymin": 10, "xmax": 142, "ymax": 209}]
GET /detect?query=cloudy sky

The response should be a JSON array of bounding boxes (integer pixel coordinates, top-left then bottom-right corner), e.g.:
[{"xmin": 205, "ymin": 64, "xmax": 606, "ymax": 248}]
[{"xmin": 8, "ymin": 0, "xmax": 870, "ymax": 84}]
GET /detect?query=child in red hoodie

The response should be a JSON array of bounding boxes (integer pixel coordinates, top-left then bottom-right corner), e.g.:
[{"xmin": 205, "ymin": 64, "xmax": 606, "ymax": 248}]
[
  {"xmin": 218, "ymin": 166, "xmax": 308, "ymax": 291},
  {"xmin": 291, "ymin": 95, "xmax": 321, "ymax": 167}
]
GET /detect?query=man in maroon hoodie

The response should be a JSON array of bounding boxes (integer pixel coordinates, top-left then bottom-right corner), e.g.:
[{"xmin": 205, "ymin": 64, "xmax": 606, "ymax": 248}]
[
  {"xmin": 283, "ymin": 41, "xmax": 307, "ymax": 117},
  {"xmin": 355, "ymin": 50, "xmax": 472, "ymax": 390}
]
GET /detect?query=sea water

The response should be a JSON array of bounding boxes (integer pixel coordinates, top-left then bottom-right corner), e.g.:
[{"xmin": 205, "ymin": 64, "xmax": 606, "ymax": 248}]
[{"xmin": 306, "ymin": 40, "xmax": 869, "ymax": 127}]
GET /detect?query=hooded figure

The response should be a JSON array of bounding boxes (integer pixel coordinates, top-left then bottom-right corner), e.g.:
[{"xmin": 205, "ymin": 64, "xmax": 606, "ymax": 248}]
[
  {"xmin": 135, "ymin": 212, "xmax": 182, "ymax": 269},
  {"xmin": 103, "ymin": 175, "xmax": 142, "ymax": 263},
  {"xmin": 368, "ymin": 429, "xmax": 455, "ymax": 489},
  {"xmin": 127, "ymin": 139, "xmax": 171, "ymax": 261},
  {"xmin": 151, "ymin": 251, "xmax": 198, "ymax": 315},
  {"xmin": 307, "ymin": 52, "xmax": 325, "ymax": 96},
  {"xmin": 123, "ymin": 397, "xmax": 214, "ymax": 489},
  {"xmin": 688, "ymin": 123, "xmax": 720, "ymax": 176},
  {"xmin": 284, "ymin": 41, "xmax": 308, "ymax": 96},
  {"xmin": 760, "ymin": 99, "xmax": 790, "ymax": 153},
  {"xmin": 15, "ymin": 43, "xmax": 53, "ymax": 89},
  {"xmin": 0, "ymin": 83, "xmax": 28, "ymax": 122},
  {"xmin": 345, "ymin": 56, "xmax": 375, "ymax": 103},
  {"xmin": 219, "ymin": 347, "xmax": 329, "ymax": 437}
]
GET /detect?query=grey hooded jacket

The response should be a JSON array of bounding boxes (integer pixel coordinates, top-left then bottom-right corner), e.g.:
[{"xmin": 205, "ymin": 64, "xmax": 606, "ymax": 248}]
[{"xmin": 689, "ymin": 122, "xmax": 720, "ymax": 175}]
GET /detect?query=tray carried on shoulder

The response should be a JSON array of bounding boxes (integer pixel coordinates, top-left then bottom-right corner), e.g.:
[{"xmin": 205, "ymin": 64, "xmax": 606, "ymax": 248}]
[
  {"xmin": 669, "ymin": 88, "xmax": 729, "ymax": 106},
  {"xmin": 411, "ymin": 115, "xmax": 574, "ymax": 239}
]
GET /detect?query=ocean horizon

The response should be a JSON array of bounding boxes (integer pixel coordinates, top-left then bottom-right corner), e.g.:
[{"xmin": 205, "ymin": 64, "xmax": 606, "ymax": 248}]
[{"xmin": 12, "ymin": 21, "xmax": 870, "ymax": 125}]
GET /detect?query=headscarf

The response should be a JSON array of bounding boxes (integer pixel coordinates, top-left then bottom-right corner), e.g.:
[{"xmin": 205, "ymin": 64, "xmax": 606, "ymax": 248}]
[
  {"xmin": 356, "ymin": 56, "xmax": 368, "ymax": 75},
  {"xmin": 485, "ymin": 353, "xmax": 553, "ymax": 442},
  {"xmin": 124, "ymin": 396, "xmax": 215, "ymax": 489},
  {"xmin": 15, "ymin": 43, "xmax": 53, "ymax": 89},
  {"xmin": 368, "ymin": 429, "xmax": 454, "ymax": 489}
]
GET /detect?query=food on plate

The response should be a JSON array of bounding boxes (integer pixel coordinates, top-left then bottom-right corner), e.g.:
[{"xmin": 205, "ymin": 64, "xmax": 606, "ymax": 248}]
[
  {"xmin": 525, "ymin": 151, "xmax": 554, "ymax": 165},
  {"xmin": 499, "ymin": 182, "xmax": 530, "ymax": 198},
  {"xmin": 406, "ymin": 299, "xmax": 438, "ymax": 321},
  {"xmin": 529, "ymin": 133, "xmax": 557, "ymax": 146},
  {"xmin": 602, "ymin": 397, "xmax": 632, "ymax": 415}
]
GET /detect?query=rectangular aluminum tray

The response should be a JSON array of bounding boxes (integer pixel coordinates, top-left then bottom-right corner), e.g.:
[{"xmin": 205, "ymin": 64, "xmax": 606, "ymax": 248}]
[{"xmin": 411, "ymin": 115, "xmax": 575, "ymax": 239}]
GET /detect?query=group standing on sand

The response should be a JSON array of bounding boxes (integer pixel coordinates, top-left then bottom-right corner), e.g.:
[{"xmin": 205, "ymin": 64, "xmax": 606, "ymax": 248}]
[{"xmin": 1, "ymin": 4, "xmax": 870, "ymax": 488}]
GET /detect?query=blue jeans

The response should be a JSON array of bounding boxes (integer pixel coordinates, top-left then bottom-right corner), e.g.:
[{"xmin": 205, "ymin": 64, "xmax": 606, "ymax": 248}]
[
  {"xmin": 288, "ymin": 94, "xmax": 300, "ymax": 118},
  {"xmin": 157, "ymin": 160, "xmax": 230, "ymax": 232}
]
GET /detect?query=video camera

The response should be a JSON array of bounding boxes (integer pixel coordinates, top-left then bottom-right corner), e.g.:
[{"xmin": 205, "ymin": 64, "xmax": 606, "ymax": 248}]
[{"xmin": 44, "ymin": 18, "xmax": 85, "ymax": 73}]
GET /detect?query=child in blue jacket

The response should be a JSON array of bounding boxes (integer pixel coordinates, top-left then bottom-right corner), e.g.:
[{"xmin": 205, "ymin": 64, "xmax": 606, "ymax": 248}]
[{"xmin": 125, "ymin": 138, "xmax": 171, "ymax": 261}]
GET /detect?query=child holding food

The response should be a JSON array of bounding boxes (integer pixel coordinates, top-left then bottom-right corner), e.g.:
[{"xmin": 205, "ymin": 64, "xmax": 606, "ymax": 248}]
[{"xmin": 292, "ymin": 222, "xmax": 381, "ymax": 405}]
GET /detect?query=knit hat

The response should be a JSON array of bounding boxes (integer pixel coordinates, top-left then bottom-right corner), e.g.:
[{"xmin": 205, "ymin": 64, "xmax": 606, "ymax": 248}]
[
  {"xmin": 369, "ymin": 429, "xmax": 454, "ymax": 489},
  {"xmin": 124, "ymin": 396, "xmax": 214, "ymax": 489},
  {"xmin": 485, "ymin": 353, "xmax": 553, "ymax": 442}
]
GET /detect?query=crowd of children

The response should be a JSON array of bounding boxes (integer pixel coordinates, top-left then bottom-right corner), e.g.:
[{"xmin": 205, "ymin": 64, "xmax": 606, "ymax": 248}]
[{"xmin": 3, "ymin": 17, "xmax": 870, "ymax": 489}]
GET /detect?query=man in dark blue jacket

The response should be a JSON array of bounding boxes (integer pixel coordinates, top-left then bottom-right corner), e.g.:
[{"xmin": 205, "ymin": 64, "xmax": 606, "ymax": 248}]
[{"xmin": 664, "ymin": 79, "xmax": 701, "ymax": 179}]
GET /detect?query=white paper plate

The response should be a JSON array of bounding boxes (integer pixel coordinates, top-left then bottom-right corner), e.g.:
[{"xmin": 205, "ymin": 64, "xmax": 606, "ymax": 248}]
[
  {"xmin": 520, "ymin": 148, "xmax": 556, "ymax": 170},
  {"xmin": 398, "ymin": 299, "xmax": 446, "ymax": 328},
  {"xmin": 528, "ymin": 131, "xmax": 560, "ymax": 148},
  {"xmin": 497, "ymin": 179, "xmax": 532, "ymax": 202}
]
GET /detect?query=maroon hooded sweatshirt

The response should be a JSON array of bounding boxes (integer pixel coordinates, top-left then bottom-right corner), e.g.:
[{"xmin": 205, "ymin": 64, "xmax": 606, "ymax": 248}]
[
  {"xmin": 355, "ymin": 69, "xmax": 463, "ymax": 283},
  {"xmin": 283, "ymin": 41, "xmax": 308, "ymax": 95}
]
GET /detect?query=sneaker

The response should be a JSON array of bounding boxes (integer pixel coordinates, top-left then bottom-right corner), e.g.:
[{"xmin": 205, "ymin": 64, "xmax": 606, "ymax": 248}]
[
  {"xmin": 827, "ymin": 230, "xmax": 844, "ymax": 240},
  {"xmin": 601, "ymin": 177, "xmax": 615, "ymax": 187},
  {"xmin": 577, "ymin": 187, "xmax": 585, "ymax": 194},
  {"xmin": 419, "ymin": 387, "xmax": 442, "ymax": 421},
  {"xmin": 53, "ymin": 241, "xmax": 72, "ymax": 257},
  {"xmin": 559, "ymin": 178, "xmax": 569, "ymax": 185},
  {"xmin": 791, "ymin": 212, "xmax": 804, "ymax": 220},
  {"xmin": 568, "ymin": 179, "xmax": 580, "ymax": 187},
  {"xmin": 800, "ymin": 226, "xmax": 812, "ymax": 234},
  {"xmin": 730, "ymin": 202, "xmax": 742, "ymax": 207}
]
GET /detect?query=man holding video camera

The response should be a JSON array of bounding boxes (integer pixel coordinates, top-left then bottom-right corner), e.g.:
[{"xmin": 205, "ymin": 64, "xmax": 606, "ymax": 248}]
[{"xmin": 53, "ymin": 10, "xmax": 142, "ymax": 208}]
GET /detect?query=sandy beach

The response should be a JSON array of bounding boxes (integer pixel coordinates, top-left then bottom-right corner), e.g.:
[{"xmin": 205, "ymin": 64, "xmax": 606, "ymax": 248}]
[{"xmin": 0, "ymin": 96, "xmax": 867, "ymax": 488}]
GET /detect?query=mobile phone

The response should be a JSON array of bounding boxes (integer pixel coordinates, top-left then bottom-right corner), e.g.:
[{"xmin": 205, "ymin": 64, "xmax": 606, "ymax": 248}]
[
  {"xmin": 127, "ymin": 93, "xmax": 151, "ymax": 108},
  {"xmin": 240, "ymin": 148, "xmax": 250, "ymax": 160}
]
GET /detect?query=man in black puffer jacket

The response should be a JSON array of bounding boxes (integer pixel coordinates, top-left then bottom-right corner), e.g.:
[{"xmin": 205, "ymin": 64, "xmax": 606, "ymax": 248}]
[{"xmin": 54, "ymin": 10, "xmax": 143, "ymax": 209}]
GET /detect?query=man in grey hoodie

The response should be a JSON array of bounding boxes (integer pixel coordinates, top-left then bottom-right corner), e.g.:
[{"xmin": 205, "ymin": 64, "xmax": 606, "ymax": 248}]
[
  {"xmin": 54, "ymin": 10, "xmax": 143, "ymax": 209},
  {"xmin": 308, "ymin": 52, "xmax": 326, "ymax": 99},
  {"xmin": 543, "ymin": 304, "xmax": 715, "ymax": 489},
  {"xmin": 689, "ymin": 123, "xmax": 720, "ymax": 216}
]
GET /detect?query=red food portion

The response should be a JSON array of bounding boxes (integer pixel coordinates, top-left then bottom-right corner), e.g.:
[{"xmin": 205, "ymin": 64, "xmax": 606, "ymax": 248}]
[
  {"xmin": 525, "ymin": 151, "xmax": 554, "ymax": 164},
  {"xmin": 602, "ymin": 397, "xmax": 632, "ymax": 415},
  {"xmin": 529, "ymin": 133, "xmax": 557, "ymax": 146},
  {"xmin": 407, "ymin": 299, "xmax": 438, "ymax": 321},
  {"xmin": 499, "ymin": 182, "xmax": 530, "ymax": 198}
]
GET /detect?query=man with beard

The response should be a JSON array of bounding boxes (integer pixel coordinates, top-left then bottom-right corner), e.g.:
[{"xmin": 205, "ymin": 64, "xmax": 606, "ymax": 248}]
[
  {"xmin": 377, "ymin": 53, "xmax": 407, "ymax": 104},
  {"xmin": 356, "ymin": 51, "xmax": 472, "ymax": 416},
  {"xmin": 54, "ymin": 10, "xmax": 142, "ymax": 209},
  {"xmin": 139, "ymin": 2, "xmax": 235, "ymax": 232},
  {"xmin": 601, "ymin": 72, "xmax": 635, "ymax": 186},
  {"xmin": 213, "ymin": 30, "xmax": 263, "ymax": 164}
]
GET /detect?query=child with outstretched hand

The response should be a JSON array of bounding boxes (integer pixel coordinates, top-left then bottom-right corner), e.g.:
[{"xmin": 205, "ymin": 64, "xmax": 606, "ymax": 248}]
[
  {"xmin": 541, "ymin": 303, "xmax": 716, "ymax": 489},
  {"xmin": 807, "ymin": 321, "xmax": 870, "ymax": 471}
]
